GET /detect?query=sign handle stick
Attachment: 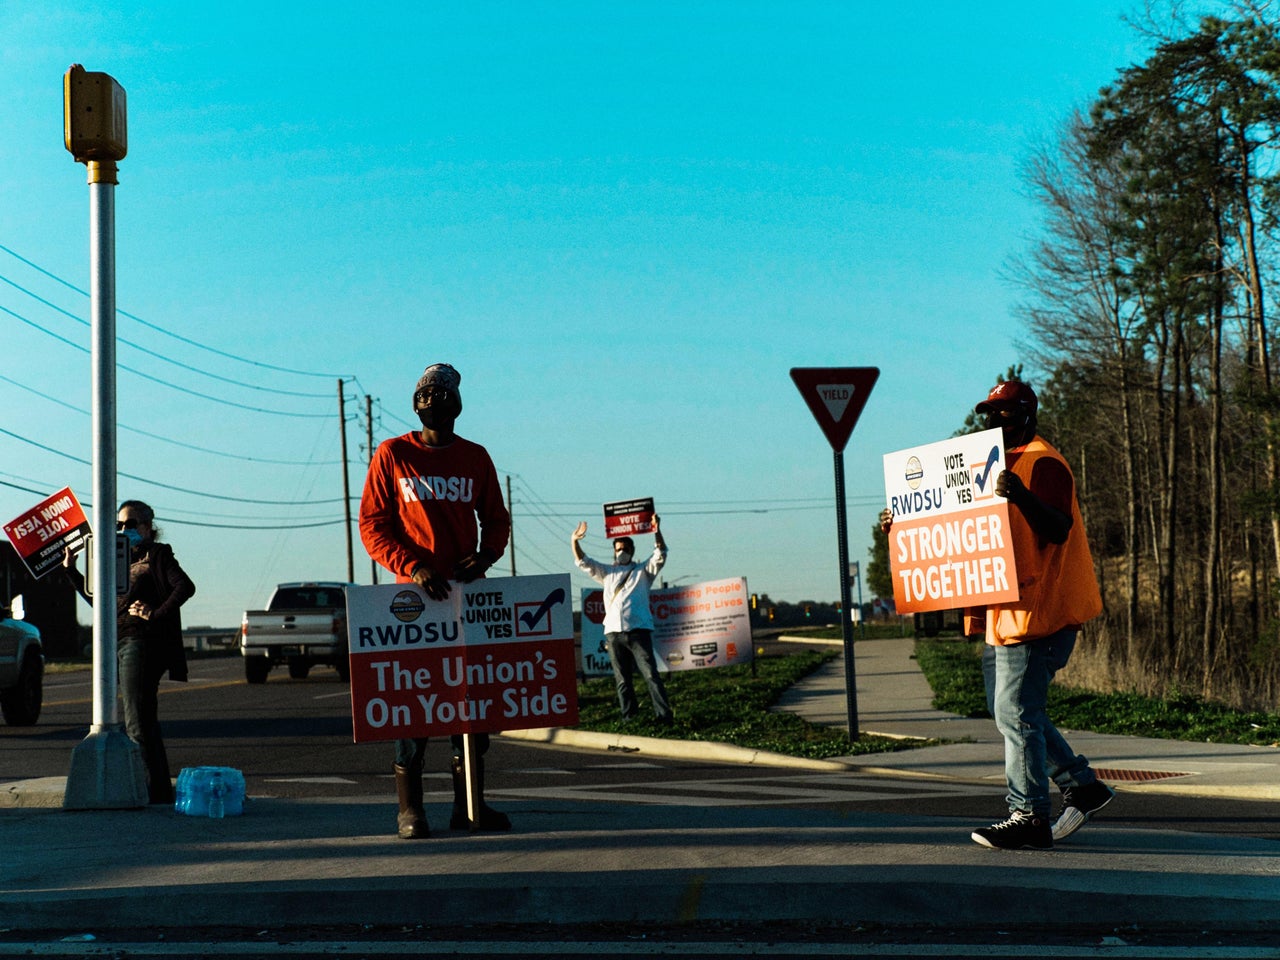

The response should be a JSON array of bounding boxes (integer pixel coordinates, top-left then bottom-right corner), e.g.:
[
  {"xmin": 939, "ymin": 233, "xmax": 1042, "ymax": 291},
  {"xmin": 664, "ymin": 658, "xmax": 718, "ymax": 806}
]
[
  {"xmin": 833, "ymin": 449, "xmax": 859, "ymax": 737},
  {"xmin": 462, "ymin": 732, "xmax": 480, "ymax": 830}
]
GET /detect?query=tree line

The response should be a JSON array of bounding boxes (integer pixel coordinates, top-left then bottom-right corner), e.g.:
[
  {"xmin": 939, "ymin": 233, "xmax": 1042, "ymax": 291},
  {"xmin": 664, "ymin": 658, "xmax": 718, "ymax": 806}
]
[{"xmin": 875, "ymin": 9, "xmax": 1280, "ymax": 712}]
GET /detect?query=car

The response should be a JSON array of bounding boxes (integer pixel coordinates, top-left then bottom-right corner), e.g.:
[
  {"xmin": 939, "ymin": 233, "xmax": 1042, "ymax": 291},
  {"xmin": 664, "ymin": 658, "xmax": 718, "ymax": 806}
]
[{"xmin": 0, "ymin": 595, "xmax": 44, "ymax": 726}]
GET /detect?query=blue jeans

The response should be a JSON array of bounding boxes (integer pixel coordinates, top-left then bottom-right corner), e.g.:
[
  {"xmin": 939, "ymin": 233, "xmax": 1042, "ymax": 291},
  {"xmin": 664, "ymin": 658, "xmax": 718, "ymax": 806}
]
[
  {"xmin": 394, "ymin": 733, "xmax": 488, "ymax": 770},
  {"xmin": 118, "ymin": 636, "xmax": 172, "ymax": 803},
  {"xmin": 606, "ymin": 629, "xmax": 672, "ymax": 720},
  {"xmin": 982, "ymin": 629, "xmax": 1096, "ymax": 816}
]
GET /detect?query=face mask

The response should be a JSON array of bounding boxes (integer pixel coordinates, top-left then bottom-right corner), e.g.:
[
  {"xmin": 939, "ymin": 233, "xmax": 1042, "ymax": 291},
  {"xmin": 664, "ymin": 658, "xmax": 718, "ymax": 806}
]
[
  {"xmin": 122, "ymin": 527, "xmax": 143, "ymax": 550},
  {"xmin": 616, "ymin": 551, "xmax": 633, "ymax": 565},
  {"xmin": 414, "ymin": 390, "xmax": 462, "ymax": 430}
]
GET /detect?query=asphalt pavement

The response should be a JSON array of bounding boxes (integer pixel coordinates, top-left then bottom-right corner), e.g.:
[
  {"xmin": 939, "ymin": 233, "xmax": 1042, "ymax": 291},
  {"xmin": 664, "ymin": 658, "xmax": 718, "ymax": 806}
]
[{"xmin": 2, "ymin": 632, "xmax": 1278, "ymax": 934}]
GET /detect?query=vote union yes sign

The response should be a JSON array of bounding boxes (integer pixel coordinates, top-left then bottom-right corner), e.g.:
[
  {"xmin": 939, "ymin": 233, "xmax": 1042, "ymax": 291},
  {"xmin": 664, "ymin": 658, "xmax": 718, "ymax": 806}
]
[
  {"xmin": 882, "ymin": 428, "xmax": 1019, "ymax": 614},
  {"xmin": 345, "ymin": 574, "xmax": 577, "ymax": 742}
]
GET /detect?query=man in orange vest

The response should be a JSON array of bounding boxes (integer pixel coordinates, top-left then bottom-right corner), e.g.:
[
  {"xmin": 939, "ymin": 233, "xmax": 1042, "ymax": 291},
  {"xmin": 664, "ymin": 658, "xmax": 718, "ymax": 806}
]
[{"xmin": 881, "ymin": 378, "xmax": 1114, "ymax": 850}]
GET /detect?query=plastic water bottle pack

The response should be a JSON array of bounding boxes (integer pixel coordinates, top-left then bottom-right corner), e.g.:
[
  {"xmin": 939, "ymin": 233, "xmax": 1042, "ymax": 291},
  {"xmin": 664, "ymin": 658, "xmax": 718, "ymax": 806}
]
[{"xmin": 174, "ymin": 766, "xmax": 246, "ymax": 817}]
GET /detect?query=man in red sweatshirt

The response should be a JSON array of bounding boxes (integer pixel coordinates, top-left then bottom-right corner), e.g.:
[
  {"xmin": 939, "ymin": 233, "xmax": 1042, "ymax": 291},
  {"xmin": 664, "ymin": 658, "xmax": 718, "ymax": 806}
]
[{"xmin": 359, "ymin": 362, "xmax": 512, "ymax": 839}]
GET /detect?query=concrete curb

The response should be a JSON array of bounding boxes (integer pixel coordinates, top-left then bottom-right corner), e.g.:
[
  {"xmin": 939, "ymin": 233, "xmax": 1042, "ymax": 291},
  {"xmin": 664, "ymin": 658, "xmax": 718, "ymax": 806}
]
[
  {"xmin": 0, "ymin": 776, "xmax": 65, "ymax": 809},
  {"xmin": 498, "ymin": 727, "xmax": 850, "ymax": 771}
]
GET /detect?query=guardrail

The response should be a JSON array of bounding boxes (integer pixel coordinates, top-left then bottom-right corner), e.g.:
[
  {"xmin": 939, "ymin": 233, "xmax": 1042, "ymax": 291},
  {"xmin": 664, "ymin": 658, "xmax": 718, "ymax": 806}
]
[{"xmin": 183, "ymin": 628, "xmax": 238, "ymax": 652}]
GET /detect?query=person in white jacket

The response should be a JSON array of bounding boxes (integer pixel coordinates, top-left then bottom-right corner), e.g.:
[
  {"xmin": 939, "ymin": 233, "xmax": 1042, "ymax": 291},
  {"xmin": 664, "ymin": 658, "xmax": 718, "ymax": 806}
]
[{"xmin": 572, "ymin": 516, "xmax": 673, "ymax": 723}]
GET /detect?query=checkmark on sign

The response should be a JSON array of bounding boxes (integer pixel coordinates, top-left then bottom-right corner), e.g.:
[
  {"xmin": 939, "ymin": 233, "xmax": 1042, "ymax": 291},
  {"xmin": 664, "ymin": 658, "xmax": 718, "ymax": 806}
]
[
  {"xmin": 518, "ymin": 587, "xmax": 565, "ymax": 632},
  {"xmin": 973, "ymin": 445, "xmax": 1001, "ymax": 492}
]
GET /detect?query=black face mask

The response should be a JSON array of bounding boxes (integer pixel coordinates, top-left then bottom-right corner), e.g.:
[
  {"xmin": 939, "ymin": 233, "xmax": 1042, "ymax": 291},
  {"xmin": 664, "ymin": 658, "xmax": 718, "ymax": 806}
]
[{"xmin": 414, "ymin": 391, "xmax": 462, "ymax": 430}]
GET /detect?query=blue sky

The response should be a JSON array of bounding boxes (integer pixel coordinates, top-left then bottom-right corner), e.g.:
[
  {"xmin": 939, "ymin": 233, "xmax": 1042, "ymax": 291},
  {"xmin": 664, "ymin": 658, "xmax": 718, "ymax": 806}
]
[{"xmin": 0, "ymin": 2, "xmax": 1161, "ymax": 627}]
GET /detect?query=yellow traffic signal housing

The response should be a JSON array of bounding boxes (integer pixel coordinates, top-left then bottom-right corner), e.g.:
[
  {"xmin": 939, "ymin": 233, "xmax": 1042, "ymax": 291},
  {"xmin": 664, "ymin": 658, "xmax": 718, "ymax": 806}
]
[{"xmin": 64, "ymin": 65, "xmax": 127, "ymax": 162}]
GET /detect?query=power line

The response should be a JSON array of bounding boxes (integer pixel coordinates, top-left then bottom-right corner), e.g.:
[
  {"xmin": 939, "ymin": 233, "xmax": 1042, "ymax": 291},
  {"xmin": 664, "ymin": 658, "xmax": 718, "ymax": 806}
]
[
  {"xmin": 0, "ymin": 241, "xmax": 352, "ymax": 380},
  {"xmin": 0, "ymin": 372, "xmax": 341, "ymax": 466},
  {"xmin": 0, "ymin": 426, "xmax": 346, "ymax": 506},
  {"xmin": 0, "ymin": 302, "xmax": 333, "ymax": 419},
  {"xmin": 0, "ymin": 272, "xmax": 334, "ymax": 398},
  {"xmin": 160, "ymin": 516, "xmax": 346, "ymax": 530}
]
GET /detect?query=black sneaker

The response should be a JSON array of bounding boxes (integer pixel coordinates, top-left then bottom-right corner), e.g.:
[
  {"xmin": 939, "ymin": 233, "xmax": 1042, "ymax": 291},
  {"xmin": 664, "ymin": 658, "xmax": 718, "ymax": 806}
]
[
  {"xmin": 971, "ymin": 811, "xmax": 1053, "ymax": 850},
  {"xmin": 1052, "ymin": 780, "xmax": 1115, "ymax": 841}
]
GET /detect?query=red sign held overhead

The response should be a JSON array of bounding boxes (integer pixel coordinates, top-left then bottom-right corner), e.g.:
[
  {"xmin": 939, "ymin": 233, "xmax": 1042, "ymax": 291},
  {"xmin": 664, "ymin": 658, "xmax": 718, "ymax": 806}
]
[
  {"xmin": 3, "ymin": 486, "xmax": 92, "ymax": 579},
  {"xmin": 603, "ymin": 497, "xmax": 655, "ymax": 539},
  {"xmin": 790, "ymin": 367, "xmax": 879, "ymax": 452}
]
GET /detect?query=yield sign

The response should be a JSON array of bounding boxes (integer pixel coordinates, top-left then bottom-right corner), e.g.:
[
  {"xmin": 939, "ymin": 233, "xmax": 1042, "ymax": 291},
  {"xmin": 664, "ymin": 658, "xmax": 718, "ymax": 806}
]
[{"xmin": 790, "ymin": 367, "xmax": 879, "ymax": 452}]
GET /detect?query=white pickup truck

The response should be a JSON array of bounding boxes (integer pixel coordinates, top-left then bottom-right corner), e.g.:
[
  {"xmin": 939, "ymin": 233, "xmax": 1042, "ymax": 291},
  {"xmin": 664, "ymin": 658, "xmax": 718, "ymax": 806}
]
[
  {"xmin": 239, "ymin": 582, "xmax": 353, "ymax": 684},
  {"xmin": 0, "ymin": 595, "xmax": 43, "ymax": 725}
]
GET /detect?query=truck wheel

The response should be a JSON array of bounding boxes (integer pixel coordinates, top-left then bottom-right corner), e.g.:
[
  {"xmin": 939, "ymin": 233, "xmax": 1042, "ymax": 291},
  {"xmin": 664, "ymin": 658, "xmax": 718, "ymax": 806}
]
[
  {"xmin": 288, "ymin": 657, "xmax": 311, "ymax": 680},
  {"xmin": 245, "ymin": 658, "xmax": 270, "ymax": 684},
  {"xmin": 1, "ymin": 651, "xmax": 43, "ymax": 726}
]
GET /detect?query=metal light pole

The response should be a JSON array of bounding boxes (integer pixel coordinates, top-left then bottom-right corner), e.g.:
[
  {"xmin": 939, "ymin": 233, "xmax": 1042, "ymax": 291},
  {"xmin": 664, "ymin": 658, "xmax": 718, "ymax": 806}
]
[{"xmin": 62, "ymin": 65, "xmax": 148, "ymax": 809}]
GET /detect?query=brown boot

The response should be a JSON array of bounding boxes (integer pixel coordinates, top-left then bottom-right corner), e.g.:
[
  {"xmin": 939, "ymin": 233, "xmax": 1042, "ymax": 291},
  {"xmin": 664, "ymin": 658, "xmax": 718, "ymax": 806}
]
[
  {"xmin": 450, "ymin": 755, "xmax": 511, "ymax": 831},
  {"xmin": 394, "ymin": 763, "xmax": 429, "ymax": 839}
]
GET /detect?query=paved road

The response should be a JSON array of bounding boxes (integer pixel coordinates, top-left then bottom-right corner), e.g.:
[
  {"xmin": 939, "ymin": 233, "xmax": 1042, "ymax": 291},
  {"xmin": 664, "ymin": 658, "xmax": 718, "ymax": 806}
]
[
  {"xmin": 8, "ymin": 653, "xmax": 1276, "ymax": 842},
  {"xmin": 4, "ymin": 643, "xmax": 1280, "ymax": 950}
]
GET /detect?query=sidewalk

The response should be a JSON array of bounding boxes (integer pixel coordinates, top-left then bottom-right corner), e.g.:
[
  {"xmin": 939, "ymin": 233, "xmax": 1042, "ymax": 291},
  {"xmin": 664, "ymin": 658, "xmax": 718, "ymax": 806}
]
[
  {"xmin": 1, "ymin": 634, "xmax": 1278, "ymax": 934},
  {"xmin": 774, "ymin": 633, "xmax": 1280, "ymax": 801}
]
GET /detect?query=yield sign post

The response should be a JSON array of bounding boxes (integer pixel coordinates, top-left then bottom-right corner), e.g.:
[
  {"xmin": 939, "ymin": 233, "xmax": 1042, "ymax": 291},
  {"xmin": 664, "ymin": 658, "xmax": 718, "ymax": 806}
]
[{"xmin": 790, "ymin": 367, "xmax": 879, "ymax": 737}]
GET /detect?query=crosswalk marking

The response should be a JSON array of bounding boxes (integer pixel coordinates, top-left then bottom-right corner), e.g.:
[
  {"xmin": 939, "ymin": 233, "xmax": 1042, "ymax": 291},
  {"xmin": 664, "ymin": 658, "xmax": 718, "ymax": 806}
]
[{"xmin": 491, "ymin": 773, "xmax": 994, "ymax": 807}]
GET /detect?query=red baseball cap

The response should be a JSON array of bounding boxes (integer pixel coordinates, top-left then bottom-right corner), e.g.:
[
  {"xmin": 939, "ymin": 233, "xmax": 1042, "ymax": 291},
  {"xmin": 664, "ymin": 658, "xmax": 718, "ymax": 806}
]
[{"xmin": 975, "ymin": 379, "xmax": 1037, "ymax": 414}]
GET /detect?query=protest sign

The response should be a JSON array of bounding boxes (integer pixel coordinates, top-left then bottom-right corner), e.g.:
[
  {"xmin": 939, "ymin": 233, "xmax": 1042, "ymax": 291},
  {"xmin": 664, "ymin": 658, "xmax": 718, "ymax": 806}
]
[
  {"xmin": 882, "ymin": 429, "xmax": 1019, "ymax": 613},
  {"xmin": 346, "ymin": 574, "xmax": 576, "ymax": 742},
  {"xmin": 3, "ymin": 487, "xmax": 92, "ymax": 579},
  {"xmin": 602, "ymin": 497, "xmax": 655, "ymax": 538},
  {"xmin": 580, "ymin": 576, "xmax": 753, "ymax": 677}
]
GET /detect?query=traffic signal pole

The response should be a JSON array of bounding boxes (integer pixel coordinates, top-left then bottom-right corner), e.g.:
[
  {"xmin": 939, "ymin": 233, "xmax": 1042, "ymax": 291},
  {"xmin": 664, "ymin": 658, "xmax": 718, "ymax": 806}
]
[{"xmin": 62, "ymin": 65, "xmax": 149, "ymax": 808}]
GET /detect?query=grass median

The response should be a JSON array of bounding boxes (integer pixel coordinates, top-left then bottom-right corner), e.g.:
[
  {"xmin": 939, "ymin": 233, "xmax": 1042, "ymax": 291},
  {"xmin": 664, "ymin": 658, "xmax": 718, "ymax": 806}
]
[
  {"xmin": 572, "ymin": 645, "xmax": 929, "ymax": 761},
  {"xmin": 915, "ymin": 634, "xmax": 1280, "ymax": 747}
]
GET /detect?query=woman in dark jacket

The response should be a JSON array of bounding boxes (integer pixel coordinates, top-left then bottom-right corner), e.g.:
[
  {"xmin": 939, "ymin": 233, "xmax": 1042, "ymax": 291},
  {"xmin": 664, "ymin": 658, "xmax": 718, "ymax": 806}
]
[{"xmin": 67, "ymin": 500, "xmax": 195, "ymax": 804}]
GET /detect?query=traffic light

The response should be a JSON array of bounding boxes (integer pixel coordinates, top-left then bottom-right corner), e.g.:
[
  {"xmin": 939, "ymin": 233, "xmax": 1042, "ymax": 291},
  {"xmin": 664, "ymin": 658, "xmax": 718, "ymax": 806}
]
[{"xmin": 804, "ymin": 604, "xmax": 811, "ymax": 618}]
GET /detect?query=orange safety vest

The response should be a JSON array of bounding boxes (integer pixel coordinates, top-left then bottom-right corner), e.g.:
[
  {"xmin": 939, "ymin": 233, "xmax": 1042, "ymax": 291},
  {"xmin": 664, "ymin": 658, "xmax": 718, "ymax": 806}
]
[{"xmin": 982, "ymin": 436, "xmax": 1102, "ymax": 646}]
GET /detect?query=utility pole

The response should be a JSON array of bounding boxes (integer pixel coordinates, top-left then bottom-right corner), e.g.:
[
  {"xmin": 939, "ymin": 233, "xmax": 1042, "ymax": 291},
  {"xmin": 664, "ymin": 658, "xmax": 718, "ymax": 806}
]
[
  {"xmin": 506, "ymin": 475, "xmax": 516, "ymax": 576},
  {"xmin": 338, "ymin": 379, "xmax": 353, "ymax": 583},
  {"xmin": 366, "ymin": 395, "xmax": 377, "ymax": 585},
  {"xmin": 62, "ymin": 64, "xmax": 148, "ymax": 809}
]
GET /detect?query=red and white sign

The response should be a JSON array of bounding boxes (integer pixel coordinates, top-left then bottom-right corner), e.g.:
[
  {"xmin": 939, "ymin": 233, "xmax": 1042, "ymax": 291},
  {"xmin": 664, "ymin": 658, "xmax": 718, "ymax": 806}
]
[
  {"xmin": 3, "ymin": 487, "xmax": 92, "ymax": 579},
  {"xmin": 603, "ymin": 497, "xmax": 655, "ymax": 539},
  {"xmin": 790, "ymin": 367, "xmax": 879, "ymax": 452},
  {"xmin": 345, "ymin": 575, "xmax": 577, "ymax": 742},
  {"xmin": 882, "ymin": 429, "xmax": 1019, "ymax": 614},
  {"xmin": 580, "ymin": 577, "xmax": 754, "ymax": 677}
]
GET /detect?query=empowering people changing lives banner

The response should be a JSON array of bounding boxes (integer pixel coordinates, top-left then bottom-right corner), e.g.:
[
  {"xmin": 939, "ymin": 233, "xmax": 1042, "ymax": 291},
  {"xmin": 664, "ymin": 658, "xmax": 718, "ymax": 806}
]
[
  {"xmin": 882, "ymin": 428, "xmax": 1019, "ymax": 614},
  {"xmin": 580, "ymin": 576, "xmax": 753, "ymax": 678},
  {"xmin": 346, "ymin": 574, "xmax": 577, "ymax": 742}
]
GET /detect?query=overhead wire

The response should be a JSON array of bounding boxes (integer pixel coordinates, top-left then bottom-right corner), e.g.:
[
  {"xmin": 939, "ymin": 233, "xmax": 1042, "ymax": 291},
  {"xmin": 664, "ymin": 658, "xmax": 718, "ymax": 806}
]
[
  {"xmin": 0, "ymin": 372, "xmax": 341, "ymax": 465},
  {"xmin": 0, "ymin": 426, "xmax": 346, "ymax": 506},
  {"xmin": 0, "ymin": 301, "xmax": 333, "ymax": 418},
  {"xmin": 0, "ymin": 242, "xmax": 352, "ymax": 379},
  {"xmin": 0, "ymin": 272, "xmax": 334, "ymax": 398}
]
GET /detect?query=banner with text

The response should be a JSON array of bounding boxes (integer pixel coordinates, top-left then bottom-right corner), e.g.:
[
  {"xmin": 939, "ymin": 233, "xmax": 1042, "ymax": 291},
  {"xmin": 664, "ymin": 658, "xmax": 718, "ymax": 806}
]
[
  {"xmin": 3, "ymin": 487, "xmax": 92, "ymax": 579},
  {"xmin": 346, "ymin": 575, "xmax": 577, "ymax": 742},
  {"xmin": 603, "ymin": 497, "xmax": 655, "ymax": 539},
  {"xmin": 580, "ymin": 576, "xmax": 754, "ymax": 677},
  {"xmin": 882, "ymin": 429, "xmax": 1019, "ymax": 613}
]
